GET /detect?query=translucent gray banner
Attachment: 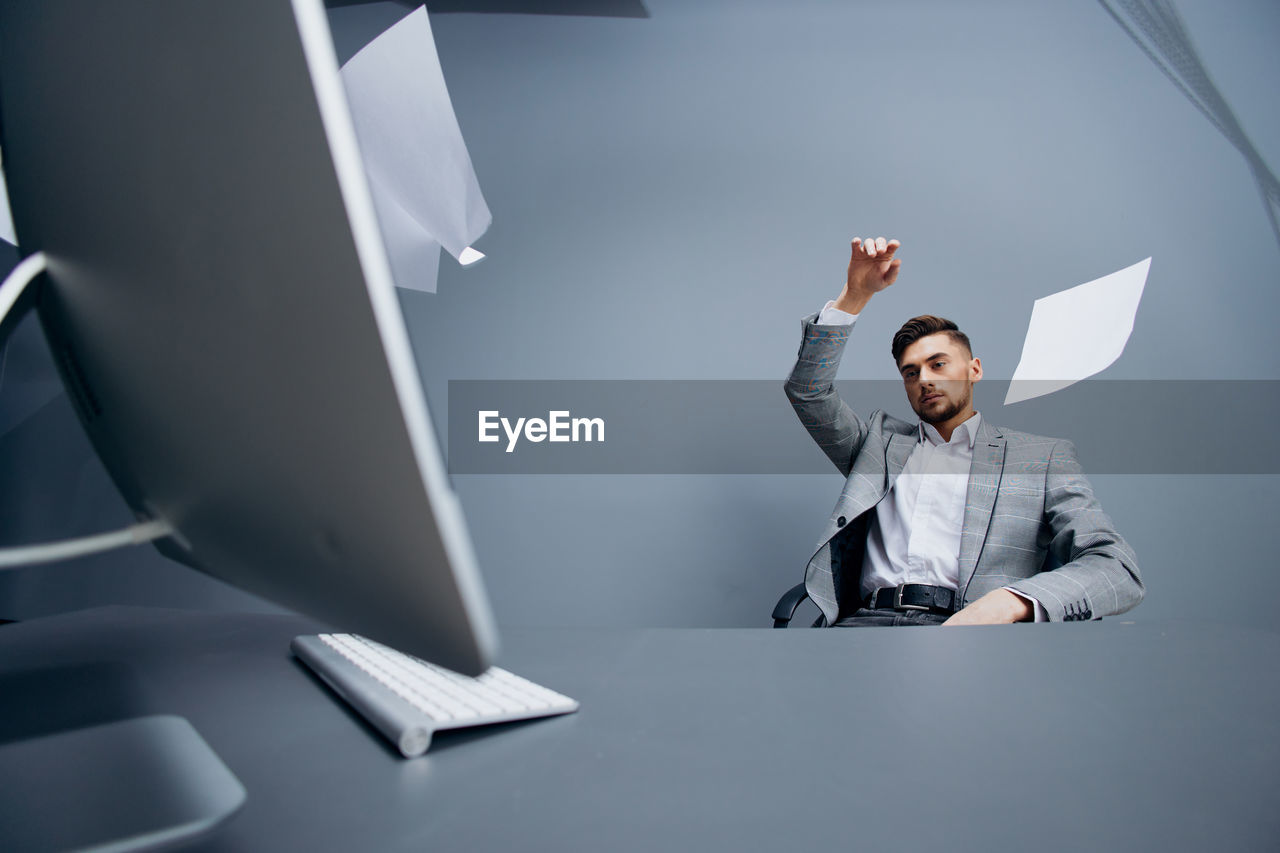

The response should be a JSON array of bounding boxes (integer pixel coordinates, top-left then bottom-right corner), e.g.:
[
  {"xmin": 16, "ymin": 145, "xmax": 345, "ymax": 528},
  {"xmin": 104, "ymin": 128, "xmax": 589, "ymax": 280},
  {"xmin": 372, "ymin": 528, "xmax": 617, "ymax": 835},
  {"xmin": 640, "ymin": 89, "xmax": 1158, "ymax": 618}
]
[{"xmin": 447, "ymin": 380, "xmax": 1279, "ymax": 474}]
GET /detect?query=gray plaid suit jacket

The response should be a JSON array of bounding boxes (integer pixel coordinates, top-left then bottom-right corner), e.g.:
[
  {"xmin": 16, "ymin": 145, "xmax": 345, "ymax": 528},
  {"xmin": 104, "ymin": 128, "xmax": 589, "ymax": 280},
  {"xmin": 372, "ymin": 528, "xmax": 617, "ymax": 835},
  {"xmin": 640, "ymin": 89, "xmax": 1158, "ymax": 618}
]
[{"xmin": 785, "ymin": 315, "xmax": 1143, "ymax": 624}]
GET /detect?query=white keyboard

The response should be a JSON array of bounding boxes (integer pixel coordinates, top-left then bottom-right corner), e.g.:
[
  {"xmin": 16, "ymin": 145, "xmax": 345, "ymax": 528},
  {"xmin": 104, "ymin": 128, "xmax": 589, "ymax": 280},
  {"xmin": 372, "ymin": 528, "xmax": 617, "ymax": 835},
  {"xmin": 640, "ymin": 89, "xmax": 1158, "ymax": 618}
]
[{"xmin": 292, "ymin": 633, "xmax": 578, "ymax": 757}]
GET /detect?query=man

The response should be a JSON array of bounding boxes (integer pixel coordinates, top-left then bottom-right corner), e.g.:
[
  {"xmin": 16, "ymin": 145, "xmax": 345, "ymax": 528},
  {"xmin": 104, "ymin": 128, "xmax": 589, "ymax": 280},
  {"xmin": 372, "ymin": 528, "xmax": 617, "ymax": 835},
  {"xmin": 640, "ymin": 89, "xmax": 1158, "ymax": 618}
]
[{"xmin": 785, "ymin": 236, "xmax": 1143, "ymax": 626}]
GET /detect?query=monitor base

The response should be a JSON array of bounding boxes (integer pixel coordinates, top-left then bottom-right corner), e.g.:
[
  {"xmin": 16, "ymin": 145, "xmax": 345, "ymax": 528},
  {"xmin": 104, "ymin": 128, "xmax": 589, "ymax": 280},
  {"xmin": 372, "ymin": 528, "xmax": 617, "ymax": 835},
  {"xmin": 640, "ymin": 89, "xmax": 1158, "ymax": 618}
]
[{"xmin": 0, "ymin": 714, "xmax": 245, "ymax": 851}]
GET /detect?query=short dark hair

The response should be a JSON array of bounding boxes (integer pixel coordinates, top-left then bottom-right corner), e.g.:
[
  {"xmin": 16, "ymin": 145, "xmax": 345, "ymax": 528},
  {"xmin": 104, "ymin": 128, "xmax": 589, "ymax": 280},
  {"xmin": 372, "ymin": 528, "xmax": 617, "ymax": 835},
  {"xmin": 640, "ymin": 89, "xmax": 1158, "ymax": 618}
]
[{"xmin": 891, "ymin": 315, "xmax": 972, "ymax": 365}]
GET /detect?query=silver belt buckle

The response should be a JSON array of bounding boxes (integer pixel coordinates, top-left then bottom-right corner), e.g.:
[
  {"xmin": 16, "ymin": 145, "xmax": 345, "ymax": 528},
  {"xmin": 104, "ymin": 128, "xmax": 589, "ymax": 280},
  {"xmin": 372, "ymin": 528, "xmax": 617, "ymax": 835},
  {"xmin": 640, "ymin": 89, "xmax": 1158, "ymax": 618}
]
[{"xmin": 893, "ymin": 583, "xmax": 930, "ymax": 612}]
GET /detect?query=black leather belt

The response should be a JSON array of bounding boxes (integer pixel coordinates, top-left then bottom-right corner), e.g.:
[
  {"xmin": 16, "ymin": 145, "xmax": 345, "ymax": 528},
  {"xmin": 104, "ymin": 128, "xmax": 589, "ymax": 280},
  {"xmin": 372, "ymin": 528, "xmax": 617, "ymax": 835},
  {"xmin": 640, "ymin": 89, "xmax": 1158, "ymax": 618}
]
[{"xmin": 866, "ymin": 583, "xmax": 957, "ymax": 615}]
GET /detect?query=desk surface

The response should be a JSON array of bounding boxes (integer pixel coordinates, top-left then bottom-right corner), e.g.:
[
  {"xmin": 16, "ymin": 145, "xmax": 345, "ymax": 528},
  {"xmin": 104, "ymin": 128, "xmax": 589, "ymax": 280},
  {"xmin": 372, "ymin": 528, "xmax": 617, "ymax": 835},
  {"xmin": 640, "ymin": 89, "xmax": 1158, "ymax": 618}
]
[{"xmin": 1, "ymin": 607, "xmax": 1278, "ymax": 852}]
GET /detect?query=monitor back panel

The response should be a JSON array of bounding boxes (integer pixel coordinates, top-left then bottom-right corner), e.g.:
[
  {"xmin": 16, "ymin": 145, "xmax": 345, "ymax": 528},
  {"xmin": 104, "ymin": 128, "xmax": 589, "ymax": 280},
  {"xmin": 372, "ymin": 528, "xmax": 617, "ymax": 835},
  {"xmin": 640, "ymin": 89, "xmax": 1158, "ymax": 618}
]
[{"xmin": 0, "ymin": 0, "xmax": 497, "ymax": 674}]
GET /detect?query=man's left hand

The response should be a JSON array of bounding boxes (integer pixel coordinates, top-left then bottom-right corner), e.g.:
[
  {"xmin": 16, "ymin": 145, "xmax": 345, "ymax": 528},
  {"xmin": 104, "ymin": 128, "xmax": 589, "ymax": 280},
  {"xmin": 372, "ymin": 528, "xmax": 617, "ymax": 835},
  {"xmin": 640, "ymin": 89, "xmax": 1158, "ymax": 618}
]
[{"xmin": 942, "ymin": 589, "xmax": 1033, "ymax": 626}]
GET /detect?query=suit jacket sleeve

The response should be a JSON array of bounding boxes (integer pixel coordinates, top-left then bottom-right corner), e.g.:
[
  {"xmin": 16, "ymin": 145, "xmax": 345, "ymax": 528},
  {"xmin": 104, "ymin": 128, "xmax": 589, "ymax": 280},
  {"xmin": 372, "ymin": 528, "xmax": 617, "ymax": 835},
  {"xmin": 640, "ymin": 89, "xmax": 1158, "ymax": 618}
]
[
  {"xmin": 1006, "ymin": 439, "xmax": 1145, "ymax": 621},
  {"xmin": 783, "ymin": 313, "xmax": 868, "ymax": 477}
]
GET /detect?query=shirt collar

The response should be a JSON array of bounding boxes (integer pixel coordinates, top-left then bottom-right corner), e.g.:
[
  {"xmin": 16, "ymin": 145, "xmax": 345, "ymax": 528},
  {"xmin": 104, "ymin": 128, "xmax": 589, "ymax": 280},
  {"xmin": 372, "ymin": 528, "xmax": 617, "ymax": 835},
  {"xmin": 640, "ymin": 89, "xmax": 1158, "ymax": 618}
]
[{"xmin": 919, "ymin": 412, "xmax": 981, "ymax": 449}]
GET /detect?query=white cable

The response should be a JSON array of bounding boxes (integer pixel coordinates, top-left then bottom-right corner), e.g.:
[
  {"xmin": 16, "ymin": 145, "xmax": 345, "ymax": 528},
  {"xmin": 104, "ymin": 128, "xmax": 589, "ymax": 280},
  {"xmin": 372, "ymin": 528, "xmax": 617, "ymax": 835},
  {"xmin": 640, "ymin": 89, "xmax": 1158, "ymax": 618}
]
[
  {"xmin": 0, "ymin": 252, "xmax": 46, "ymax": 394},
  {"xmin": 0, "ymin": 250, "xmax": 47, "ymax": 325},
  {"xmin": 0, "ymin": 253, "xmax": 175, "ymax": 569},
  {"xmin": 0, "ymin": 518, "xmax": 174, "ymax": 570}
]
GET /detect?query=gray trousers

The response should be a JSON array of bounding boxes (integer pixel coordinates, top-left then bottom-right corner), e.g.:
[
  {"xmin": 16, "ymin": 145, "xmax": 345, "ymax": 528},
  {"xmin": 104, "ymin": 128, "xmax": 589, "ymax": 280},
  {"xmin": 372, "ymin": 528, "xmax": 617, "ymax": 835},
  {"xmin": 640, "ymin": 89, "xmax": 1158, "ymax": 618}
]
[{"xmin": 833, "ymin": 608, "xmax": 950, "ymax": 627}]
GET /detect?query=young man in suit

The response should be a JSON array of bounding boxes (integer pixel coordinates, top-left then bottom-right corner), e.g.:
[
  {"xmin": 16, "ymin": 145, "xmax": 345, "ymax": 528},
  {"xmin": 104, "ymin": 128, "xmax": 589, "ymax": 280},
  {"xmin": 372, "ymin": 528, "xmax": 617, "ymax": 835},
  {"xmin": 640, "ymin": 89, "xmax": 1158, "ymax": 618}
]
[{"xmin": 785, "ymin": 236, "xmax": 1143, "ymax": 626}]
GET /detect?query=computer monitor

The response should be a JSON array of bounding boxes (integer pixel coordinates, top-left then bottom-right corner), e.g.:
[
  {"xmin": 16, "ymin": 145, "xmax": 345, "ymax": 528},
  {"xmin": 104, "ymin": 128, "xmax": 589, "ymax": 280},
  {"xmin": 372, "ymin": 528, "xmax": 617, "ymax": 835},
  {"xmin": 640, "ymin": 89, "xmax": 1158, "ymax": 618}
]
[{"xmin": 0, "ymin": 0, "xmax": 498, "ymax": 675}]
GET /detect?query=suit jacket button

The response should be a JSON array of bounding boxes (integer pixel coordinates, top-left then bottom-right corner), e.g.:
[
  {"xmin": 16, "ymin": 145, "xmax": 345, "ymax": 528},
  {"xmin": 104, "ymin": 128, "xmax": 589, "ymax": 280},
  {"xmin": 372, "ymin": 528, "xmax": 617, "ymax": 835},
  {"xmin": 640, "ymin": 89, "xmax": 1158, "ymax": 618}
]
[{"xmin": 836, "ymin": 516, "xmax": 846, "ymax": 527}]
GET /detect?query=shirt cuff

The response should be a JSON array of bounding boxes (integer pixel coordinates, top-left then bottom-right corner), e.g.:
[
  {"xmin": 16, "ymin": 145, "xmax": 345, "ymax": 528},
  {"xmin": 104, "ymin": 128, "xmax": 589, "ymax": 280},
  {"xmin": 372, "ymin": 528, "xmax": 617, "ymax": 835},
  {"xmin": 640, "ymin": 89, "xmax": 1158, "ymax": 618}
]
[
  {"xmin": 816, "ymin": 301, "xmax": 858, "ymax": 326},
  {"xmin": 1003, "ymin": 587, "xmax": 1047, "ymax": 623}
]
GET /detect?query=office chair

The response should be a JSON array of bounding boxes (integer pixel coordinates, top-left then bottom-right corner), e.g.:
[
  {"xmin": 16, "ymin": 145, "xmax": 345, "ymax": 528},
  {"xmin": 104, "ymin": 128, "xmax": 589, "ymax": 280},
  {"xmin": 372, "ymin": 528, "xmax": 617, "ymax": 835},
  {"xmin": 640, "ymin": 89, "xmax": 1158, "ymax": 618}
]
[{"xmin": 771, "ymin": 583, "xmax": 825, "ymax": 628}]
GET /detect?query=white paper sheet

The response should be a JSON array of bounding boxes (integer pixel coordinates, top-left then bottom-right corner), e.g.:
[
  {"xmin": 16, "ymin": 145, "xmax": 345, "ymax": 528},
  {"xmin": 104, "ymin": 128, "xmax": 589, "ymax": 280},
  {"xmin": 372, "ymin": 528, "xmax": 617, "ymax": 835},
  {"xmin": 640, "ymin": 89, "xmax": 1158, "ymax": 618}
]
[
  {"xmin": 1004, "ymin": 257, "xmax": 1151, "ymax": 405},
  {"xmin": 340, "ymin": 6, "xmax": 491, "ymax": 293},
  {"xmin": 368, "ymin": 176, "xmax": 442, "ymax": 296}
]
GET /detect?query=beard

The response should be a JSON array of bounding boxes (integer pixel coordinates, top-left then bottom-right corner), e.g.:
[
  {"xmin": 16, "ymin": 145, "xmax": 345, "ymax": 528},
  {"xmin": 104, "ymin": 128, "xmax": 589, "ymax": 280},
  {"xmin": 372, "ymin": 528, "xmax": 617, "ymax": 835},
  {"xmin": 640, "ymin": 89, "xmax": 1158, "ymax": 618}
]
[{"xmin": 912, "ymin": 385, "xmax": 972, "ymax": 425}]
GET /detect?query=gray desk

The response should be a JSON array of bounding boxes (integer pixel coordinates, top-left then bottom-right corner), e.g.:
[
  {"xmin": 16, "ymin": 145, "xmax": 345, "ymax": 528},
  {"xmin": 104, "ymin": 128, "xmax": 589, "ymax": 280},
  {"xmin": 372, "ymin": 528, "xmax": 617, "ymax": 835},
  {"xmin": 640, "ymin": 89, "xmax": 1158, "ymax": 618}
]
[{"xmin": 1, "ymin": 606, "xmax": 1278, "ymax": 851}]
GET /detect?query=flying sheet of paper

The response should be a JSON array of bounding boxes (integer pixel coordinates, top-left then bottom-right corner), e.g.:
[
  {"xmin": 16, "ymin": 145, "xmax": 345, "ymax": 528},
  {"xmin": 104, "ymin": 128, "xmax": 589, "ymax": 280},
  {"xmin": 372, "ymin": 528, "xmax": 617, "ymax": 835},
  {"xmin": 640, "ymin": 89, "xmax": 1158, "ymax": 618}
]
[
  {"xmin": 369, "ymin": 183, "xmax": 442, "ymax": 296},
  {"xmin": 340, "ymin": 6, "xmax": 491, "ymax": 293},
  {"xmin": 1004, "ymin": 257, "xmax": 1151, "ymax": 405}
]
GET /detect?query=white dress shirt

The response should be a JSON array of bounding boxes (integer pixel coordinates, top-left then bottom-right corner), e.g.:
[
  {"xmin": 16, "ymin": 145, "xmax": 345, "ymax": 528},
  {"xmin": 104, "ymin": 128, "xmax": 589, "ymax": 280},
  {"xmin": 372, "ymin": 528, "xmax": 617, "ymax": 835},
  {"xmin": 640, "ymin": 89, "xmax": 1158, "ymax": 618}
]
[
  {"xmin": 816, "ymin": 302, "xmax": 1045, "ymax": 620},
  {"xmin": 860, "ymin": 413, "xmax": 979, "ymax": 601}
]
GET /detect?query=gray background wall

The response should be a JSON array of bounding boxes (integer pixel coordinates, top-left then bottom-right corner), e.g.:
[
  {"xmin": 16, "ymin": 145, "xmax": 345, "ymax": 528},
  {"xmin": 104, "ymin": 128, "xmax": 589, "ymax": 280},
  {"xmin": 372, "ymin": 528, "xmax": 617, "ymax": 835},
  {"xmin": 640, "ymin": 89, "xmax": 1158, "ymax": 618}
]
[{"xmin": 2, "ymin": 0, "xmax": 1277, "ymax": 632}]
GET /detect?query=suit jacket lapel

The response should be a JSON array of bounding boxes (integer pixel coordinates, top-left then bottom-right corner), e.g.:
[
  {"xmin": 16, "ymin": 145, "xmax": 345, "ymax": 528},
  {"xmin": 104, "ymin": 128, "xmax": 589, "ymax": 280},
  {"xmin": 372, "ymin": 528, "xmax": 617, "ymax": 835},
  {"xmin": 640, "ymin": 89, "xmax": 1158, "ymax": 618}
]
[
  {"xmin": 828, "ymin": 432, "xmax": 914, "ymax": 538},
  {"xmin": 885, "ymin": 432, "xmax": 915, "ymax": 481},
  {"xmin": 957, "ymin": 420, "xmax": 1005, "ymax": 599}
]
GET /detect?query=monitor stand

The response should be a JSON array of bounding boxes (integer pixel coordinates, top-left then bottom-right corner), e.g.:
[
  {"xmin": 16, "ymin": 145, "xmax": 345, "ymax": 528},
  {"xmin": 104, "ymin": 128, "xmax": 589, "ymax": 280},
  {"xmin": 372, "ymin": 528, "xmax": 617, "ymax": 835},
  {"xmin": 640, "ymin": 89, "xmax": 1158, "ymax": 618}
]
[
  {"xmin": 1, "ymin": 258, "xmax": 246, "ymax": 849},
  {"xmin": 0, "ymin": 715, "xmax": 245, "ymax": 851}
]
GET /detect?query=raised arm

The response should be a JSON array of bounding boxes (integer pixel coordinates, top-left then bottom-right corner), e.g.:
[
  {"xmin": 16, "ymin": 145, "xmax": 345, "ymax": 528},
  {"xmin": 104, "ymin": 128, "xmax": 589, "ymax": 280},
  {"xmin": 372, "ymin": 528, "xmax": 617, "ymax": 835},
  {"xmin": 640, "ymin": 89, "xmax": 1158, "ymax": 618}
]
[{"xmin": 784, "ymin": 237, "xmax": 901, "ymax": 476}]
